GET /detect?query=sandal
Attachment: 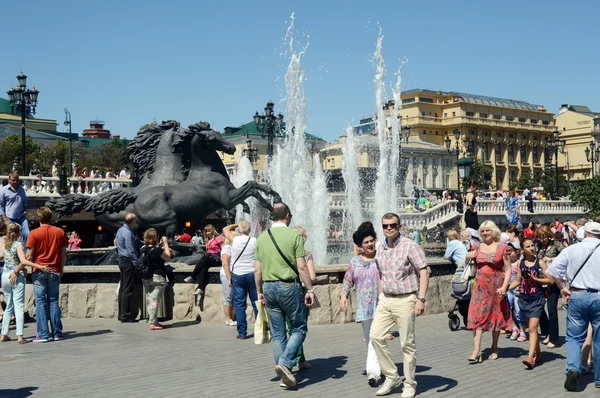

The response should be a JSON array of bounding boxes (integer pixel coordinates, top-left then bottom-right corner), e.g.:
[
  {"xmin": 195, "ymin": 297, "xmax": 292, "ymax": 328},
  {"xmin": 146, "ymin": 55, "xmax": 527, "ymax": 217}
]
[
  {"xmin": 0, "ymin": 335, "xmax": 11, "ymax": 343},
  {"xmin": 18, "ymin": 338, "xmax": 26, "ymax": 345}
]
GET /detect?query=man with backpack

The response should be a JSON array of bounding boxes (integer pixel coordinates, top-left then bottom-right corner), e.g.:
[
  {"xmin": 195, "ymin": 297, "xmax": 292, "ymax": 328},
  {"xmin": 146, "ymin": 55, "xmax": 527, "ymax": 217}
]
[{"xmin": 222, "ymin": 221, "xmax": 258, "ymax": 340}]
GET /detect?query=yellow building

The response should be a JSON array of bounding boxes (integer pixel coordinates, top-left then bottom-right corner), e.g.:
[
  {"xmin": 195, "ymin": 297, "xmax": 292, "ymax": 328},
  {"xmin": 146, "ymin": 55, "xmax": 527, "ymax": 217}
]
[
  {"xmin": 323, "ymin": 89, "xmax": 557, "ymax": 191},
  {"xmin": 220, "ymin": 120, "xmax": 326, "ymax": 182},
  {"xmin": 554, "ymin": 104, "xmax": 600, "ymax": 181}
]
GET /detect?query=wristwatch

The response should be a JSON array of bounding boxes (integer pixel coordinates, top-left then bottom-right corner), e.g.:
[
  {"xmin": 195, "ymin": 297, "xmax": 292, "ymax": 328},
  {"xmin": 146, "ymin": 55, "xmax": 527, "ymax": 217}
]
[{"xmin": 418, "ymin": 297, "xmax": 426, "ymax": 303}]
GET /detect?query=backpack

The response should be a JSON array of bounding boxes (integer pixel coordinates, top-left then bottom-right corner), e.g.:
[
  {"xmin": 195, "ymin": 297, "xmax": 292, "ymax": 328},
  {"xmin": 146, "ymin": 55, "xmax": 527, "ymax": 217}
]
[
  {"xmin": 451, "ymin": 263, "xmax": 475, "ymax": 301},
  {"xmin": 137, "ymin": 246, "xmax": 155, "ymax": 280}
]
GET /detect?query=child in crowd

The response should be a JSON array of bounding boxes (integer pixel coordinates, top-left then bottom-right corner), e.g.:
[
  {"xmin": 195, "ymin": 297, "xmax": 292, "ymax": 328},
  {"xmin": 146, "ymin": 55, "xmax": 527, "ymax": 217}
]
[
  {"xmin": 444, "ymin": 230, "xmax": 467, "ymax": 268},
  {"xmin": 508, "ymin": 237, "xmax": 554, "ymax": 369},
  {"xmin": 506, "ymin": 242, "xmax": 526, "ymax": 342}
]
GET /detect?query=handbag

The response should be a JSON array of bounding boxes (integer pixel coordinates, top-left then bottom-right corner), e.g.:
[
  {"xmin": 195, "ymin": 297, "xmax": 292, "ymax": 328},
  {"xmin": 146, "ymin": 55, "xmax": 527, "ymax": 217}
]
[
  {"xmin": 254, "ymin": 299, "xmax": 271, "ymax": 344},
  {"xmin": 267, "ymin": 229, "xmax": 320, "ymax": 308}
]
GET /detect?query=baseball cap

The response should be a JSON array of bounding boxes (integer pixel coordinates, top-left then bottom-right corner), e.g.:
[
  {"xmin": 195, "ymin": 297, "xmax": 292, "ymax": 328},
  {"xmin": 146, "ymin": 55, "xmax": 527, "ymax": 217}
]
[
  {"xmin": 507, "ymin": 241, "xmax": 521, "ymax": 250},
  {"xmin": 584, "ymin": 222, "xmax": 600, "ymax": 236}
]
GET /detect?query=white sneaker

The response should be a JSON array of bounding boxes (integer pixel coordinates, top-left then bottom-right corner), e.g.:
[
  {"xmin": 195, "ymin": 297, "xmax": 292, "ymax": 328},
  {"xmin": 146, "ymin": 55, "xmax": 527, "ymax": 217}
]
[
  {"xmin": 194, "ymin": 288, "xmax": 203, "ymax": 296},
  {"xmin": 274, "ymin": 365, "xmax": 296, "ymax": 387},
  {"xmin": 376, "ymin": 377, "xmax": 402, "ymax": 396},
  {"xmin": 184, "ymin": 276, "xmax": 193, "ymax": 283},
  {"xmin": 401, "ymin": 385, "xmax": 416, "ymax": 398}
]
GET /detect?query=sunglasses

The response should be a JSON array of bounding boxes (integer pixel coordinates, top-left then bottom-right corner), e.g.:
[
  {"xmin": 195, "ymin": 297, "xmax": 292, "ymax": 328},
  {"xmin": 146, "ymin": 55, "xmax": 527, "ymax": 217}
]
[{"xmin": 382, "ymin": 223, "xmax": 399, "ymax": 230}]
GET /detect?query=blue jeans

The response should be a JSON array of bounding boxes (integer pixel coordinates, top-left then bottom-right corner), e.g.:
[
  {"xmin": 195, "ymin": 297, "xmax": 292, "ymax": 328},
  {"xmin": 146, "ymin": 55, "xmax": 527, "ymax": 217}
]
[
  {"xmin": 263, "ymin": 281, "xmax": 307, "ymax": 369},
  {"xmin": 232, "ymin": 272, "xmax": 258, "ymax": 337},
  {"xmin": 32, "ymin": 272, "xmax": 63, "ymax": 339},
  {"xmin": 8, "ymin": 216, "xmax": 29, "ymax": 247},
  {"xmin": 565, "ymin": 291, "xmax": 600, "ymax": 383},
  {"xmin": 507, "ymin": 289, "xmax": 525, "ymax": 329}
]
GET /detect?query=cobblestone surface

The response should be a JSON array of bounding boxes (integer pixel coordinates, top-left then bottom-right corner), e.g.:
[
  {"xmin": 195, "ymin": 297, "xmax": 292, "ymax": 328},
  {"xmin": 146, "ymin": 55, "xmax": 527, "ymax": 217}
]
[{"xmin": 0, "ymin": 310, "xmax": 596, "ymax": 397}]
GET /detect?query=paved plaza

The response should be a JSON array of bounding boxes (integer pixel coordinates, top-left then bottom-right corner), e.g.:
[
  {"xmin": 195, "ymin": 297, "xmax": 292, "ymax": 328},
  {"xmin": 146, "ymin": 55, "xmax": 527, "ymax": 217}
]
[{"xmin": 0, "ymin": 310, "xmax": 597, "ymax": 397}]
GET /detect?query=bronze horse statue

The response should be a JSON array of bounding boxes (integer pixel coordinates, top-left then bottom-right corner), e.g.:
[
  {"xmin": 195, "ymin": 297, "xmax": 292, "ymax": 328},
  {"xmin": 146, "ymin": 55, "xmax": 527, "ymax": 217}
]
[{"xmin": 46, "ymin": 121, "xmax": 280, "ymax": 238}]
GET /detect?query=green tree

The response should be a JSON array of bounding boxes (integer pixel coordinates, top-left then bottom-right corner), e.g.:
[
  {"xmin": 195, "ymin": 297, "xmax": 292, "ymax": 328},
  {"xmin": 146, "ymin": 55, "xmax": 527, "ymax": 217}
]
[
  {"xmin": 0, "ymin": 134, "xmax": 39, "ymax": 174},
  {"xmin": 571, "ymin": 176, "xmax": 600, "ymax": 217},
  {"xmin": 462, "ymin": 157, "xmax": 494, "ymax": 190},
  {"xmin": 535, "ymin": 168, "xmax": 569, "ymax": 198},
  {"xmin": 512, "ymin": 171, "xmax": 534, "ymax": 190},
  {"xmin": 32, "ymin": 139, "xmax": 70, "ymax": 174}
]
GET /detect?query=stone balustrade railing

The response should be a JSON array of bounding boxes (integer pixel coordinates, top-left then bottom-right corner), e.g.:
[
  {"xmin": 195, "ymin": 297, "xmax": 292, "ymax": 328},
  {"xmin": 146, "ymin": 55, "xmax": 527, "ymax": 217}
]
[
  {"xmin": 330, "ymin": 195, "xmax": 419, "ymax": 211},
  {"xmin": 69, "ymin": 177, "xmax": 133, "ymax": 195},
  {"xmin": 0, "ymin": 175, "xmax": 61, "ymax": 197},
  {"xmin": 400, "ymin": 200, "xmax": 459, "ymax": 229},
  {"xmin": 477, "ymin": 199, "xmax": 585, "ymax": 215}
]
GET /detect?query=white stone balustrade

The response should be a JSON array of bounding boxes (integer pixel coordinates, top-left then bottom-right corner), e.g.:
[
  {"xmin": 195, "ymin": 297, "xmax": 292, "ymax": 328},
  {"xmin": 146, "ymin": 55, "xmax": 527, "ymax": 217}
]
[
  {"xmin": 69, "ymin": 177, "xmax": 133, "ymax": 195},
  {"xmin": 0, "ymin": 175, "xmax": 61, "ymax": 197},
  {"xmin": 476, "ymin": 200, "xmax": 585, "ymax": 215}
]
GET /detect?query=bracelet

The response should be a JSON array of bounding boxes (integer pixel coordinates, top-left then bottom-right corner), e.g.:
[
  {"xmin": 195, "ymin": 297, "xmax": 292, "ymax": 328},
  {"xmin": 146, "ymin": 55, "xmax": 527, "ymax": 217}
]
[{"xmin": 306, "ymin": 289, "xmax": 314, "ymax": 293}]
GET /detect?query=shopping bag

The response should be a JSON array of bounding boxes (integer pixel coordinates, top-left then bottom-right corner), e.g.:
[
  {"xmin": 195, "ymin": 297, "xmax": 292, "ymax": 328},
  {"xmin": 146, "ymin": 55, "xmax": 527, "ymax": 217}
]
[
  {"xmin": 254, "ymin": 300, "xmax": 271, "ymax": 344},
  {"xmin": 365, "ymin": 340, "xmax": 381, "ymax": 381}
]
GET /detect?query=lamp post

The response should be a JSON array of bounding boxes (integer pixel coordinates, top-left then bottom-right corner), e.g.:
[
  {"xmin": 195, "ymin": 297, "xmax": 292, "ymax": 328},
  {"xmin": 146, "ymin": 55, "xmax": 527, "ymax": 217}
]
[
  {"xmin": 64, "ymin": 108, "xmax": 73, "ymax": 176},
  {"xmin": 7, "ymin": 72, "xmax": 39, "ymax": 173},
  {"xmin": 585, "ymin": 140, "xmax": 600, "ymax": 178},
  {"xmin": 242, "ymin": 138, "xmax": 259, "ymax": 164},
  {"xmin": 444, "ymin": 128, "xmax": 462, "ymax": 191},
  {"xmin": 397, "ymin": 123, "xmax": 411, "ymax": 193},
  {"xmin": 253, "ymin": 100, "xmax": 284, "ymax": 159},
  {"xmin": 456, "ymin": 157, "xmax": 474, "ymax": 194},
  {"xmin": 545, "ymin": 128, "xmax": 566, "ymax": 197}
]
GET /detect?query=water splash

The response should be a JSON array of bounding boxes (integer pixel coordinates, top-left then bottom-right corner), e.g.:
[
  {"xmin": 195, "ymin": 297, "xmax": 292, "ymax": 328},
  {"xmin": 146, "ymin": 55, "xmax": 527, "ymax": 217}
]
[
  {"xmin": 341, "ymin": 125, "xmax": 363, "ymax": 236},
  {"xmin": 268, "ymin": 14, "xmax": 329, "ymax": 265},
  {"xmin": 234, "ymin": 155, "xmax": 260, "ymax": 236}
]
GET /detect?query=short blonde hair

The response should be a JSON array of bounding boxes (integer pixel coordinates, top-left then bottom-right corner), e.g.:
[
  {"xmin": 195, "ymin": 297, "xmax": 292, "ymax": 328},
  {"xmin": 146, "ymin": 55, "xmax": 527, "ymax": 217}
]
[
  {"xmin": 446, "ymin": 230, "xmax": 459, "ymax": 241},
  {"xmin": 143, "ymin": 228, "xmax": 159, "ymax": 246},
  {"xmin": 292, "ymin": 225, "xmax": 307, "ymax": 239},
  {"xmin": 478, "ymin": 220, "xmax": 501, "ymax": 242}
]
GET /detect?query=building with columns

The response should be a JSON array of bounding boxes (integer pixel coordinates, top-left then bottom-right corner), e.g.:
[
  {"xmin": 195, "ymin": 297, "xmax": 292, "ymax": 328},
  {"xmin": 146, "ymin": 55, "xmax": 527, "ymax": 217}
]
[
  {"xmin": 553, "ymin": 104, "xmax": 600, "ymax": 181},
  {"xmin": 323, "ymin": 89, "xmax": 557, "ymax": 192}
]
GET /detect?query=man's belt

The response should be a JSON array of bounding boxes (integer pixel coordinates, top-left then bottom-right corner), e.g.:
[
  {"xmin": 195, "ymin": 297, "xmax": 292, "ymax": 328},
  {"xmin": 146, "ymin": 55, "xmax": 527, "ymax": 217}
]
[
  {"xmin": 383, "ymin": 291, "xmax": 417, "ymax": 298},
  {"xmin": 571, "ymin": 288, "xmax": 599, "ymax": 293}
]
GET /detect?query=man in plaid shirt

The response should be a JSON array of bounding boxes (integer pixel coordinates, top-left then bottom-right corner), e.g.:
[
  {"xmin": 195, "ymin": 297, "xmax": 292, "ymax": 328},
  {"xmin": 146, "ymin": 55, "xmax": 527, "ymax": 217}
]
[{"xmin": 372, "ymin": 212, "xmax": 429, "ymax": 397}]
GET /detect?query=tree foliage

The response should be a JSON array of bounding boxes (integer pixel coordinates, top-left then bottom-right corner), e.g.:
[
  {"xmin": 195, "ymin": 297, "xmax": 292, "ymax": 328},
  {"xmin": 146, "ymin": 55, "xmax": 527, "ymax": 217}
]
[
  {"xmin": 535, "ymin": 168, "xmax": 569, "ymax": 198},
  {"xmin": 0, "ymin": 134, "xmax": 39, "ymax": 174},
  {"xmin": 511, "ymin": 171, "xmax": 534, "ymax": 191},
  {"xmin": 571, "ymin": 176, "xmax": 600, "ymax": 217},
  {"xmin": 463, "ymin": 157, "xmax": 494, "ymax": 190}
]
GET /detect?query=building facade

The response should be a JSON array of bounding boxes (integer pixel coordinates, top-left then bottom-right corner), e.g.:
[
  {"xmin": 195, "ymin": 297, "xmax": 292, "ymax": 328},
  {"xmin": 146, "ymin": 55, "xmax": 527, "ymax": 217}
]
[
  {"xmin": 220, "ymin": 120, "xmax": 327, "ymax": 182},
  {"xmin": 554, "ymin": 104, "xmax": 600, "ymax": 182},
  {"xmin": 399, "ymin": 89, "xmax": 556, "ymax": 190}
]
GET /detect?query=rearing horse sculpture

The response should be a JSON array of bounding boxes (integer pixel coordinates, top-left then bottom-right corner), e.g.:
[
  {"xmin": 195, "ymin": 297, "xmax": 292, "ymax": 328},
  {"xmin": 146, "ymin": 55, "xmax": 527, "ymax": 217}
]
[{"xmin": 46, "ymin": 121, "xmax": 280, "ymax": 238}]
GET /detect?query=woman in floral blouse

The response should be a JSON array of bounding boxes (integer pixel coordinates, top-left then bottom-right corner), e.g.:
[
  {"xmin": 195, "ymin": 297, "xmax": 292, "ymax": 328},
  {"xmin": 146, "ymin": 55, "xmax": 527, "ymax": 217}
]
[{"xmin": 340, "ymin": 224, "xmax": 381, "ymax": 386}]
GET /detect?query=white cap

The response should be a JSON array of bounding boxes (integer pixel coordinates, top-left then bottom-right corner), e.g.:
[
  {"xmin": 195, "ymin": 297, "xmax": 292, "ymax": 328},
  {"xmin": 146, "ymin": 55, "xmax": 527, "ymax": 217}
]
[{"xmin": 584, "ymin": 222, "xmax": 600, "ymax": 236}]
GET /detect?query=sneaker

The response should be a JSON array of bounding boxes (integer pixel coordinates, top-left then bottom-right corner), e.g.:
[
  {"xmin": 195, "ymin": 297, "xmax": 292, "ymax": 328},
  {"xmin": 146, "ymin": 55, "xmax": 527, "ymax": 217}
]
[
  {"xmin": 368, "ymin": 375, "xmax": 378, "ymax": 387},
  {"xmin": 32, "ymin": 337, "xmax": 48, "ymax": 343},
  {"xmin": 564, "ymin": 369, "xmax": 579, "ymax": 392},
  {"xmin": 401, "ymin": 385, "xmax": 416, "ymax": 398},
  {"xmin": 184, "ymin": 276, "xmax": 194, "ymax": 283},
  {"xmin": 53, "ymin": 334, "xmax": 65, "ymax": 341},
  {"xmin": 510, "ymin": 330, "xmax": 519, "ymax": 340},
  {"xmin": 297, "ymin": 361, "xmax": 311, "ymax": 370},
  {"xmin": 194, "ymin": 288, "xmax": 203, "ymax": 296},
  {"xmin": 274, "ymin": 365, "xmax": 296, "ymax": 387},
  {"xmin": 517, "ymin": 333, "xmax": 527, "ymax": 342},
  {"xmin": 376, "ymin": 377, "xmax": 402, "ymax": 396},
  {"xmin": 149, "ymin": 324, "xmax": 164, "ymax": 331},
  {"xmin": 279, "ymin": 383, "xmax": 288, "ymax": 388}
]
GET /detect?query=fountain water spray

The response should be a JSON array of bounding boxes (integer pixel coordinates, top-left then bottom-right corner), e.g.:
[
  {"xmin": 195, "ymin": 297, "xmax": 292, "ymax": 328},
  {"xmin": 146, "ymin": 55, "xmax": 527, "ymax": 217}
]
[
  {"xmin": 269, "ymin": 13, "xmax": 330, "ymax": 265},
  {"xmin": 233, "ymin": 155, "xmax": 260, "ymax": 235},
  {"xmin": 341, "ymin": 126, "xmax": 363, "ymax": 236}
]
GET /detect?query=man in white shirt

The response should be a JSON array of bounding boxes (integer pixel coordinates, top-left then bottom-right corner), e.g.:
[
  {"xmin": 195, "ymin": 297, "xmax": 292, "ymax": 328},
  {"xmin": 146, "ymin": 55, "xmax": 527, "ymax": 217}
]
[{"xmin": 223, "ymin": 221, "xmax": 258, "ymax": 340}]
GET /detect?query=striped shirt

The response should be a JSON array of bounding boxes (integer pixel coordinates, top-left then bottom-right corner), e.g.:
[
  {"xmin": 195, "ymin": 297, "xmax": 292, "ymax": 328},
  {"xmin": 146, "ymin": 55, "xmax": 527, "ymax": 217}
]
[{"xmin": 376, "ymin": 235, "xmax": 428, "ymax": 295}]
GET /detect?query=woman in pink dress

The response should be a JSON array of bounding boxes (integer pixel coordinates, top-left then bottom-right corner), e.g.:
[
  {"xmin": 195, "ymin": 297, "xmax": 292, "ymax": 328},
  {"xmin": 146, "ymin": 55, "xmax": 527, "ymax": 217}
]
[
  {"xmin": 68, "ymin": 231, "xmax": 82, "ymax": 250},
  {"xmin": 466, "ymin": 220, "xmax": 512, "ymax": 363},
  {"xmin": 184, "ymin": 224, "xmax": 222, "ymax": 296}
]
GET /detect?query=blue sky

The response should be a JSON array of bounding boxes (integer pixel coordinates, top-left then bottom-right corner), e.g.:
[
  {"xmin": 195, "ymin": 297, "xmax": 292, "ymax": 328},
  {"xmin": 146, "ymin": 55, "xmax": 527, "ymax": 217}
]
[{"xmin": 2, "ymin": 0, "xmax": 599, "ymax": 142}]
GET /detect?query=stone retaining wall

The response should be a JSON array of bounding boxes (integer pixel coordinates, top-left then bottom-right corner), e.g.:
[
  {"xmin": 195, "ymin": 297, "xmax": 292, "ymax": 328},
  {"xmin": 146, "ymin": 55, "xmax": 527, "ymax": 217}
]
[{"xmin": 7, "ymin": 262, "xmax": 457, "ymax": 324}]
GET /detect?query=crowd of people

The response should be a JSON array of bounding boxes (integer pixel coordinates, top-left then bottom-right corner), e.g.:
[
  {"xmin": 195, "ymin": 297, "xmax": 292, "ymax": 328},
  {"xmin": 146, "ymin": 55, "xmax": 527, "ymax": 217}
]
[{"xmin": 1, "ymin": 170, "xmax": 599, "ymax": 395}]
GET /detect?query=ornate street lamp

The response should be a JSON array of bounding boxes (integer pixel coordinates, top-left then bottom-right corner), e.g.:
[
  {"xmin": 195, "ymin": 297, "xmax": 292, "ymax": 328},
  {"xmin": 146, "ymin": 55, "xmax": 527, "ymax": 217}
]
[
  {"xmin": 64, "ymin": 108, "xmax": 73, "ymax": 177},
  {"xmin": 242, "ymin": 138, "xmax": 259, "ymax": 164},
  {"xmin": 585, "ymin": 140, "xmax": 600, "ymax": 178},
  {"xmin": 7, "ymin": 72, "xmax": 39, "ymax": 173},
  {"xmin": 254, "ymin": 100, "xmax": 284, "ymax": 159},
  {"xmin": 456, "ymin": 157, "xmax": 474, "ymax": 193},
  {"xmin": 545, "ymin": 128, "xmax": 567, "ymax": 196}
]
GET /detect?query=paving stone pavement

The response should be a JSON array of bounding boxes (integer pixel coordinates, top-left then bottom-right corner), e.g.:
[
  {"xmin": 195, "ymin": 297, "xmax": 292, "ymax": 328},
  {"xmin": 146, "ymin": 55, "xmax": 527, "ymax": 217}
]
[{"xmin": 0, "ymin": 310, "xmax": 597, "ymax": 397}]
